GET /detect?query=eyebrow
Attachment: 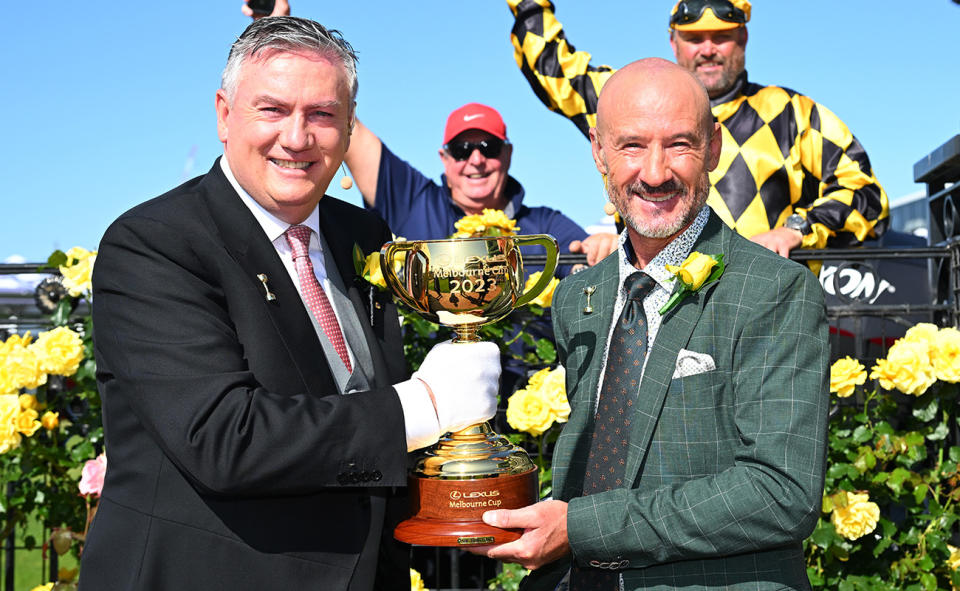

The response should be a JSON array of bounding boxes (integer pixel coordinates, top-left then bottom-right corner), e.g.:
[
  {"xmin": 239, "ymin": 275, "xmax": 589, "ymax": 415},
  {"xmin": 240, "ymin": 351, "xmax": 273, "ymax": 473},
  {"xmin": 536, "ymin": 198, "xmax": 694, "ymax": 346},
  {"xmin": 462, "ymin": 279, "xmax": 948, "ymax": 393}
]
[{"xmin": 251, "ymin": 95, "xmax": 342, "ymax": 110}]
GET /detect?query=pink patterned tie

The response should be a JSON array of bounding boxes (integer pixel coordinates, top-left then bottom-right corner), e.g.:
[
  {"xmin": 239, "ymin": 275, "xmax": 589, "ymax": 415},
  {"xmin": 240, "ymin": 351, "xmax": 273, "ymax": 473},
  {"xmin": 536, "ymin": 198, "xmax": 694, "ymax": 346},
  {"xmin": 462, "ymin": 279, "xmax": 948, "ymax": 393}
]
[{"xmin": 284, "ymin": 225, "xmax": 353, "ymax": 373}]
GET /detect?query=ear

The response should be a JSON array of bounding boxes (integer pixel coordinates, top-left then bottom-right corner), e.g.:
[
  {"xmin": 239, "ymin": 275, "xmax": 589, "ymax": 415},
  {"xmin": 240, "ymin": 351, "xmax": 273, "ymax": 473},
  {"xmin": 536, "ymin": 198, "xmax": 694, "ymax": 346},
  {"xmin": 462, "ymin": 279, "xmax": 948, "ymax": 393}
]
[
  {"xmin": 501, "ymin": 142, "xmax": 513, "ymax": 169},
  {"xmin": 739, "ymin": 26, "xmax": 748, "ymax": 48},
  {"xmin": 589, "ymin": 127, "xmax": 608, "ymax": 175},
  {"xmin": 669, "ymin": 30, "xmax": 678, "ymax": 58},
  {"xmin": 215, "ymin": 89, "xmax": 230, "ymax": 143},
  {"xmin": 706, "ymin": 121, "xmax": 722, "ymax": 172}
]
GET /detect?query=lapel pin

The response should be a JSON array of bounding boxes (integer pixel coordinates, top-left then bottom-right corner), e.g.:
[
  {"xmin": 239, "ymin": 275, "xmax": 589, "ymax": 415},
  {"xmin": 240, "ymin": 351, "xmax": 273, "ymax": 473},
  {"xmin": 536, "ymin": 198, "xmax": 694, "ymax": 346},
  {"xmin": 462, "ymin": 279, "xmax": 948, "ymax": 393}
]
[
  {"xmin": 257, "ymin": 274, "xmax": 277, "ymax": 302},
  {"xmin": 583, "ymin": 286, "xmax": 596, "ymax": 314}
]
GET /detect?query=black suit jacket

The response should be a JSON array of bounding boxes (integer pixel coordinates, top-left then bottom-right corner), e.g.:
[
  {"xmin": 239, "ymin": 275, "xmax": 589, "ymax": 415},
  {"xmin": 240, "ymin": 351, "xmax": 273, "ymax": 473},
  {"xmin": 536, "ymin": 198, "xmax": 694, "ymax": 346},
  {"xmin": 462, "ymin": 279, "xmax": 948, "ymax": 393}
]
[{"xmin": 80, "ymin": 160, "xmax": 411, "ymax": 590}]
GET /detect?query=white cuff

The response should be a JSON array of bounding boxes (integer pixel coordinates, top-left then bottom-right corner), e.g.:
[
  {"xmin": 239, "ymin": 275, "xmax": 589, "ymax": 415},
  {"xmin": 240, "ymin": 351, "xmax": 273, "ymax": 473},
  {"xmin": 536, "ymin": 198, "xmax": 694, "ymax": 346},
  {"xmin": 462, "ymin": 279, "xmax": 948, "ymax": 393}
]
[{"xmin": 394, "ymin": 379, "xmax": 441, "ymax": 452}]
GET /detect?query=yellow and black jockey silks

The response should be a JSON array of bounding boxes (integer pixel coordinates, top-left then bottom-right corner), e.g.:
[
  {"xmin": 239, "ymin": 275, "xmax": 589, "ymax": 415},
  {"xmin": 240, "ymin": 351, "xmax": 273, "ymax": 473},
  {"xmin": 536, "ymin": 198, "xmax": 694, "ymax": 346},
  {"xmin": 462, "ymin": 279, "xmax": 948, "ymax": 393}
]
[{"xmin": 507, "ymin": 0, "xmax": 888, "ymax": 249}]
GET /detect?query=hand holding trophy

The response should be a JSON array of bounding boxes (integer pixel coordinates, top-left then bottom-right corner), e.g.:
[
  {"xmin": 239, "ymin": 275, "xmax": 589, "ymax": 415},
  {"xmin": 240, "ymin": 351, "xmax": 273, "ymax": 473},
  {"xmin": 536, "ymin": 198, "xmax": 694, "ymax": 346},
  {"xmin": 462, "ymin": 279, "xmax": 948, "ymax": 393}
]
[{"xmin": 381, "ymin": 234, "xmax": 559, "ymax": 546}]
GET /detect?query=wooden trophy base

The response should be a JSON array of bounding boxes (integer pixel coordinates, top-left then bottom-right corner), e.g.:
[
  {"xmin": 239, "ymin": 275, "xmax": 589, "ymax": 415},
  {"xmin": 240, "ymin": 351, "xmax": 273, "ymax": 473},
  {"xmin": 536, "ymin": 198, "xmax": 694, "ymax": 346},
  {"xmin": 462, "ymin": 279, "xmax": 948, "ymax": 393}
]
[{"xmin": 394, "ymin": 468, "xmax": 538, "ymax": 546}]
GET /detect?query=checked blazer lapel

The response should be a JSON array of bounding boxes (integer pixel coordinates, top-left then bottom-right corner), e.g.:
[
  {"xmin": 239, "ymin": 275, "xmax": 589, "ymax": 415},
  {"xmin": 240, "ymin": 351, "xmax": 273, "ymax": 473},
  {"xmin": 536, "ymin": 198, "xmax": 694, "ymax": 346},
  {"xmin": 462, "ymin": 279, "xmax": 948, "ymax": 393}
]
[
  {"xmin": 623, "ymin": 213, "xmax": 730, "ymax": 487},
  {"xmin": 552, "ymin": 255, "xmax": 621, "ymax": 501},
  {"xmin": 200, "ymin": 162, "xmax": 335, "ymax": 398}
]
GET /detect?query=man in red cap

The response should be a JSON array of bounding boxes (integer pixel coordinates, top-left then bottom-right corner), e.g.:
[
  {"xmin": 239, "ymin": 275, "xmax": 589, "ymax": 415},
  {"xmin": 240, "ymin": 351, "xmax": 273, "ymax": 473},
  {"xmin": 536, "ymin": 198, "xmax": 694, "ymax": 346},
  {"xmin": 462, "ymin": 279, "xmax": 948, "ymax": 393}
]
[
  {"xmin": 505, "ymin": 0, "xmax": 888, "ymax": 258},
  {"xmin": 343, "ymin": 102, "xmax": 617, "ymax": 271}
]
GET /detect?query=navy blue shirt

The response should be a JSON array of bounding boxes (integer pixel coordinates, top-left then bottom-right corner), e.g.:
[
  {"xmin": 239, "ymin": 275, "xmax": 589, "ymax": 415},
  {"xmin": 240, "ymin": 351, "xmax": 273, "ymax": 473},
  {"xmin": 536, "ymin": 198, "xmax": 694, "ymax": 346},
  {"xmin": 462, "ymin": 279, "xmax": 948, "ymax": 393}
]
[{"xmin": 371, "ymin": 144, "xmax": 587, "ymax": 277}]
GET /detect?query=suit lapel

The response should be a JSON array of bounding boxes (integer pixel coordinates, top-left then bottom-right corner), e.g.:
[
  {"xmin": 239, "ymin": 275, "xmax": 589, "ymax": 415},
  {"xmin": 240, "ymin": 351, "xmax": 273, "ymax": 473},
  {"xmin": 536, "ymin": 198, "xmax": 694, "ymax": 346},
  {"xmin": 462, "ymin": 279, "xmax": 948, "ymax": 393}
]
[
  {"xmin": 553, "ymin": 257, "xmax": 620, "ymax": 500},
  {"xmin": 200, "ymin": 161, "xmax": 334, "ymax": 397},
  {"xmin": 624, "ymin": 213, "xmax": 730, "ymax": 486}
]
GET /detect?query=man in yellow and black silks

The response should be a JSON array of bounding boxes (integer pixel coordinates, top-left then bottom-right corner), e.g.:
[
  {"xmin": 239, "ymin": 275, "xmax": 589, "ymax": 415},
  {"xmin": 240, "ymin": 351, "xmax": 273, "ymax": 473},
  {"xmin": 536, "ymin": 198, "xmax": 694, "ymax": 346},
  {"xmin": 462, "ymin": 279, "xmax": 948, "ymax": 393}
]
[{"xmin": 507, "ymin": 0, "xmax": 888, "ymax": 257}]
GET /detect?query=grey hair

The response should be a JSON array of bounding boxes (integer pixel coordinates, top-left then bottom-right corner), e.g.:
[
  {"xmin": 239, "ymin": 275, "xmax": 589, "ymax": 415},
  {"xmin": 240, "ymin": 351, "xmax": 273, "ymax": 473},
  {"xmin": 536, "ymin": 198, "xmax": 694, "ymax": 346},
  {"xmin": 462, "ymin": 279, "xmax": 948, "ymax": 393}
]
[{"xmin": 221, "ymin": 16, "xmax": 358, "ymax": 104}]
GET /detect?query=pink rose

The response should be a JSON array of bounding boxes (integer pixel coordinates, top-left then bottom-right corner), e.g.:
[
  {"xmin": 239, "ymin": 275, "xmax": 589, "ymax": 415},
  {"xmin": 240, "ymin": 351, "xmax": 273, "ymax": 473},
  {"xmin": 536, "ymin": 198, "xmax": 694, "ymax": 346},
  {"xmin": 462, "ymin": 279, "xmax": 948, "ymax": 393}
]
[{"xmin": 78, "ymin": 453, "xmax": 107, "ymax": 497}]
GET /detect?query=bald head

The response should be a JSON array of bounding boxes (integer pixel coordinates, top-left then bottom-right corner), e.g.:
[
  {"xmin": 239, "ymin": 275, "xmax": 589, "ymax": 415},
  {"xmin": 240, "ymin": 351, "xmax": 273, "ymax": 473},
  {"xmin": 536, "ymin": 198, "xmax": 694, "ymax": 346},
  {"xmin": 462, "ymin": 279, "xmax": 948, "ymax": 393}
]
[
  {"xmin": 596, "ymin": 58, "xmax": 714, "ymax": 145},
  {"xmin": 589, "ymin": 58, "xmax": 721, "ymax": 263}
]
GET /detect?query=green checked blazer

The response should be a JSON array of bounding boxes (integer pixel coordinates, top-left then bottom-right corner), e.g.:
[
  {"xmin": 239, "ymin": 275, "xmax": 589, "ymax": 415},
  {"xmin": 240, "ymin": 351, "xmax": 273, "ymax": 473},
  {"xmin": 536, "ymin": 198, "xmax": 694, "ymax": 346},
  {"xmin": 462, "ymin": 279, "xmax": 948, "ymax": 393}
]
[{"xmin": 530, "ymin": 212, "xmax": 829, "ymax": 591}]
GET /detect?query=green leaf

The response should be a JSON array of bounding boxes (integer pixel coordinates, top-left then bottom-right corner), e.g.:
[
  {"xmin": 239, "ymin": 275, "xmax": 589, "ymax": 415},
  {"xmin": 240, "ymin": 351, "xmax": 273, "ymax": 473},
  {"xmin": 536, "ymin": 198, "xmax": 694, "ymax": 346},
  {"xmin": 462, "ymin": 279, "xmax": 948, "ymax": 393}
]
[
  {"xmin": 928, "ymin": 421, "xmax": 949, "ymax": 442},
  {"xmin": 534, "ymin": 339, "xmax": 556, "ymax": 364},
  {"xmin": 352, "ymin": 243, "xmax": 365, "ymax": 276},
  {"xmin": 920, "ymin": 572, "xmax": 937, "ymax": 591},
  {"xmin": 810, "ymin": 522, "xmax": 837, "ymax": 548},
  {"xmin": 45, "ymin": 250, "xmax": 68, "ymax": 269},
  {"xmin": 852, "ymin": 425, "xmax": 873, "ymax": 444},
  {"xmin": 949, "ymin": 446, "xmax": 960, "ymax": 463},
  {"xmin": 912, "ymin": 396, "xmax": 939, "ymax": 422},
  {"xmin": 913, "ymin": 482, "xmax": 929, "ymax": 505}
]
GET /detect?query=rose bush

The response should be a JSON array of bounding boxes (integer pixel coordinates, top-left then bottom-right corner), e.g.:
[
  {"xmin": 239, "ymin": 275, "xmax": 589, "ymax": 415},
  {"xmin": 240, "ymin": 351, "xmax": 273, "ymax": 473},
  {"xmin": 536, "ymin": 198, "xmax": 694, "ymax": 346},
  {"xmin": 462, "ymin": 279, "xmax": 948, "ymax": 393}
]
[{"xmin": 0, "ymin": 248, "xmax": 103, "ymax": 588}]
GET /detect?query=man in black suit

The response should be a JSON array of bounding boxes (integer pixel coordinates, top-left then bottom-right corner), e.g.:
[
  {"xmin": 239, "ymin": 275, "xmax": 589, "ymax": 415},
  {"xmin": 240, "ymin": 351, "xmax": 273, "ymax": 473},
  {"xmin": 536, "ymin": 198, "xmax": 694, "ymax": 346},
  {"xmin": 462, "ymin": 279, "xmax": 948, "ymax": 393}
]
[{"xmin": 79, "ymin": 17, "xmax": 500, "ymax": 590}]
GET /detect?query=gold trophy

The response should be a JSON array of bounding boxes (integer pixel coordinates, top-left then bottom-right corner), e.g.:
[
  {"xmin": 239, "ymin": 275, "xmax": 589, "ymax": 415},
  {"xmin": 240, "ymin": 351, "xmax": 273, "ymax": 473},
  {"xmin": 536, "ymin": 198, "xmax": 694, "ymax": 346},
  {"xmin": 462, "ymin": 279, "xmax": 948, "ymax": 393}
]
[{"xmin": 381, "ymin": 234, "xmax": 559, "ymax": 546}]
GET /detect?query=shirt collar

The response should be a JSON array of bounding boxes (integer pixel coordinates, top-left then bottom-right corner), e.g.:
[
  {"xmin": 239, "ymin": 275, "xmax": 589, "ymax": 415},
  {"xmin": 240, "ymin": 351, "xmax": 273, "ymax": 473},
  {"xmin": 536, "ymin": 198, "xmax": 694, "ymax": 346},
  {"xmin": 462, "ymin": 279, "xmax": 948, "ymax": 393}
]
[
  {"xmin": 616, "ymin": 206, "xmax": 710, "ymax": 292},
  {"xmin": 220, "ymin": 155, "xmax": 321, "ymax": 243}
]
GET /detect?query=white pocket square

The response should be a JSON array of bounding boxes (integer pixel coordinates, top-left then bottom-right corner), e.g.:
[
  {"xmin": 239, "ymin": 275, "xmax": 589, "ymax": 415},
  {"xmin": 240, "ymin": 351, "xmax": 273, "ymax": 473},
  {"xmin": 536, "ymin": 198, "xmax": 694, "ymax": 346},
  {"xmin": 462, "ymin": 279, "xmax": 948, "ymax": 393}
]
[{"xmin": 672, "ymin": 349, "xmax": 716, "ymax": 379}]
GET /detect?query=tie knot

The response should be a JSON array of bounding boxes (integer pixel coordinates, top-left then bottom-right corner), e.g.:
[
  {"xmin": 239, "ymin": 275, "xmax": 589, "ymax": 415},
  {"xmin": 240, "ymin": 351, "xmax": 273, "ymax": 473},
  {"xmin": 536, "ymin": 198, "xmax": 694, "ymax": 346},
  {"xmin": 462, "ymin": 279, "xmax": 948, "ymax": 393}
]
[
  {"xmin": 625, "ymin": 272, "xmax": 656, "ymax": 303},
  {"xmin": 285, "ymin": 225, "xmax": 312, "ymax": 259}
]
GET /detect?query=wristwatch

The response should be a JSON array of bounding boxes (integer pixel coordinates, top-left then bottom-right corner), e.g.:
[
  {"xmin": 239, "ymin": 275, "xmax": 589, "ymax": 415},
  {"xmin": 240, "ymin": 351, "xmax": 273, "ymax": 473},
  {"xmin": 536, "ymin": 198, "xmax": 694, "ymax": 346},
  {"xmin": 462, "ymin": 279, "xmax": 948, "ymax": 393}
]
[{"xmin": 783, "ymin": 213, "xmax": 810, "ymax": 235}]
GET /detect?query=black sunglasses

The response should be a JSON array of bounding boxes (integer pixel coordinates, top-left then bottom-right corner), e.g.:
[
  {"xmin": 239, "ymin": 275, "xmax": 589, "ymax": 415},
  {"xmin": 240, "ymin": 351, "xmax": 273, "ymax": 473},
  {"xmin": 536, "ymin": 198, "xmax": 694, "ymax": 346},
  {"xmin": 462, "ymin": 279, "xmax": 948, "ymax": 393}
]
[
  {"xmin": 444, "ymin": 138, "xmax": 505, "ymax": 161},
  {"xmin": 670, "ymin": 0, "xmax": 745, "ymax": 27}
]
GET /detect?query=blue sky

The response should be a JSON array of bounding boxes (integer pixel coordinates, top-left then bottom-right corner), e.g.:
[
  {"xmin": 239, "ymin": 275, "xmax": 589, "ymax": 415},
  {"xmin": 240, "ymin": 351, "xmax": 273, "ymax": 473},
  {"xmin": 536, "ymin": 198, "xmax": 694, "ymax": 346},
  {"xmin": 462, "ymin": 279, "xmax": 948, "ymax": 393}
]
[{"xmin": 3, "ymin": 1, "xmax": 958, "ymax": 262}]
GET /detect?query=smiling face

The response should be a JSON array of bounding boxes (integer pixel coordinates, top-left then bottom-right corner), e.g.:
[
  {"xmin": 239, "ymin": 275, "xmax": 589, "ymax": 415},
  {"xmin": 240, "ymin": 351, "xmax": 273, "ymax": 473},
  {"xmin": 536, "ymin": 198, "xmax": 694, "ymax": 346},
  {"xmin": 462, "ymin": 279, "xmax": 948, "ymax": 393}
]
[
  {"xmin": 591, "ymin": 59, "xmax": 720, "ymax": 263},
  {"xmin": 670, "ymin": 27, "xmax": 747, "ymax": 98},
  {"xmin": 215, "ymin": 48, "xmax": 353, "ymax": 224},
  {"xmin": 439, "ymin": 129, "xmax": 513, "ymax": 215}
]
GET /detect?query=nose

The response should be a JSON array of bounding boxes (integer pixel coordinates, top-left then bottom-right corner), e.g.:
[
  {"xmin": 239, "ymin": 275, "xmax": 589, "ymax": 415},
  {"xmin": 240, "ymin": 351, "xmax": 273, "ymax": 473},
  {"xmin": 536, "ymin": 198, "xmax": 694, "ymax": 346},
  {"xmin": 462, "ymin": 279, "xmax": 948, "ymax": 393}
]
[
  {"xmin": 466, "ymin": 147, "xmax": 486, "ymax": 167},
  {"xmin": 637, "ymin": 145, "xmax": 672, "ymax": 188},
  {"xmin": 279, "ymin": 113, "xmax": 314, "ymax": 152}
]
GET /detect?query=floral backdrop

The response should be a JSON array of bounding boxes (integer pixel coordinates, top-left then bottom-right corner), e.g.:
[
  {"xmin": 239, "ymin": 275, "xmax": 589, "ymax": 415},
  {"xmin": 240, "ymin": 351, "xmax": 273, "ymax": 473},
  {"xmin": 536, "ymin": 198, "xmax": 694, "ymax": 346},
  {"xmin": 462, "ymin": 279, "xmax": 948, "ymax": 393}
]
[{"xmin": 3, "ymin": 222, "xmax": 960, "ymax": 591}]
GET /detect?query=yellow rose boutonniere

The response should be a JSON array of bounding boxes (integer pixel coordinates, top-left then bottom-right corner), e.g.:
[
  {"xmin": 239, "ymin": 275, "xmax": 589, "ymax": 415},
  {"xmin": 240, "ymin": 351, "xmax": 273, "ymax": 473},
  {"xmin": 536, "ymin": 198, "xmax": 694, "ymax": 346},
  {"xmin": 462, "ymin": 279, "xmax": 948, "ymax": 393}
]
[
  {"xmin": 660, "ymin": 252, "xmax": 724, "ymax": 315},
  {"xmin": 353, "ymin": 239, "xmax": 405, "ymax": 291}
]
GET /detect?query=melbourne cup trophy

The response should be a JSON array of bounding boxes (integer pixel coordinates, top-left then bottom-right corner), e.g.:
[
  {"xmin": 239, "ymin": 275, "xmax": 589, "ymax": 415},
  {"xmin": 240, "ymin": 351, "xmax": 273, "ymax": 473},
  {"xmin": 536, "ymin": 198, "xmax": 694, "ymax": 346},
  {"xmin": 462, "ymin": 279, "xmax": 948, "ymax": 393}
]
[{"xmin": 380, "ymin": 235, "xmax": 559, "ymax": 546}]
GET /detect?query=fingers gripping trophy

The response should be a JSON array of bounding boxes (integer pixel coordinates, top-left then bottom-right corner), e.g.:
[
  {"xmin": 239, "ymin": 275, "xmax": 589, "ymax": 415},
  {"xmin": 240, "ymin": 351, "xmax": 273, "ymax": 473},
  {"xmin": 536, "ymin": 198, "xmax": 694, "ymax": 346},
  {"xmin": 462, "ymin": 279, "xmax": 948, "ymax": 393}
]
[{"xmin": 381, "ymin": 234, "xmax": 559, "ymax": 546}]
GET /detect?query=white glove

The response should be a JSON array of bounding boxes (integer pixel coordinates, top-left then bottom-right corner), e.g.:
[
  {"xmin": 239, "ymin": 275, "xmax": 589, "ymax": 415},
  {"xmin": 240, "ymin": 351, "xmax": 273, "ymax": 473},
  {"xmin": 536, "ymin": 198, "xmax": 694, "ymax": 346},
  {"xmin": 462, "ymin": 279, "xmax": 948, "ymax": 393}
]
[{"xmin": 413, "ymin": 340, "xmax": 500, "ymax": 434}]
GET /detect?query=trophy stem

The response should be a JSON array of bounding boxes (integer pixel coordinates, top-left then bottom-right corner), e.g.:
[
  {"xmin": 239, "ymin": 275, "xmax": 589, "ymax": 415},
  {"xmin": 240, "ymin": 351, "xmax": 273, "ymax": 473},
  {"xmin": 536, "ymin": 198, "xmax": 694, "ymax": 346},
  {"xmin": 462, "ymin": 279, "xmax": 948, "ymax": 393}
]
[{"xmin": 451, "ymin": 325, "xmax": 481, "ymax": 343}]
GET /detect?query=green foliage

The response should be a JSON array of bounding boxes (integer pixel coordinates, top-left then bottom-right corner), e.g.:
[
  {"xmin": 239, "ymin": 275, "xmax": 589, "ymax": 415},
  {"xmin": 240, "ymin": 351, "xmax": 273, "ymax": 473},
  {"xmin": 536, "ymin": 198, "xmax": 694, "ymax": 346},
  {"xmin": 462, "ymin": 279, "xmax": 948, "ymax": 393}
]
[{"xmin": 806, "ymin": 383, "xmax": 960, "ymax": 590}]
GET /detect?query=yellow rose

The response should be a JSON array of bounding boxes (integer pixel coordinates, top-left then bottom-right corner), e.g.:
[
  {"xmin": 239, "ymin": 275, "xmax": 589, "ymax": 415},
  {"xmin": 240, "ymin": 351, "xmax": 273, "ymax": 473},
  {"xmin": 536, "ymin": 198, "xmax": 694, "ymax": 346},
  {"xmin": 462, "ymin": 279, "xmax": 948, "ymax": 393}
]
[
  {"xmin": 506, "ymin": 387, "xmax": 557, "ymax": 437},
  {"xmin": 526, "ymin": 366, "xmax": 570, "ymax": 422},
  {"xmin": 28, "ymin": 584, "xmax": 54, "ymax": 591},
  {"xmin": 523, "ymin": 272, "xmax": 560, "ymax": 308},
  {"xmin": 903, "ymin": 322, "xmax": 939, "ymax": 353},
  {"xmin": 16, "ymin": 408, "xmax": 41, "ymax": 437},
  {"xmin": 453, "ymin": 209, "xmax": 518, "ymax": 238},
  {"xmin": 0, "ymin": 395, "xmax": 23, "ymax": 454},
  {"xmin": 948, "ymin": 544, "xmax": 960, "ymax": 571},
  {"xmin": 410, "ymin": 568, "xmax": 426, "ymax": 591},
  {"xmin": 665, "ymin": 251, "xmax": 717, "ymax": 290},
  {"xmin": 932, "ymin": 327, "xmax": 960, "ymax": 383},
  {"xmin": 59, "ymin": 247, "xmax": 97, "ymax": 297},
  {"xmin": 830, "ymin": 491, "xmax": 879, "ymax": 540},
  {"xmin": 42, "ymin": 411, "xmax": 60, "ymax": 431},
  {"xmin": 829, "ymin": 357, "xmax": 866, "ymax": 398},
  {"xmin": 0, "ymin": 339, "xmax": 46, "ymax": 391},
  {"xmin": 362, "ymin": 252, "xmax": 387, "ymax": 289},
  {"xmin": 31, "ymin": 326, "xmax": 85, "ymax": 377},
  {"xmin": 870, "ymin": 339, "xmax": 937, "ymax": 396},
  {"xmin": 19, "ymin": 393, "xmax": 38, "ymax": 411}
]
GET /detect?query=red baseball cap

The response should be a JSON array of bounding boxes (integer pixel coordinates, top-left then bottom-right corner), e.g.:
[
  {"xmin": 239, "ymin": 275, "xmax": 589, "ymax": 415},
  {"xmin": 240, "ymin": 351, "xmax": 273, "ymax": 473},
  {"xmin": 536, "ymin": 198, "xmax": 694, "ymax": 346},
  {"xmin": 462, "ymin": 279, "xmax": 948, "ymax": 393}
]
[{"xmin": 443, "ymin": 103, "xmax": 508, "ymax": 145}]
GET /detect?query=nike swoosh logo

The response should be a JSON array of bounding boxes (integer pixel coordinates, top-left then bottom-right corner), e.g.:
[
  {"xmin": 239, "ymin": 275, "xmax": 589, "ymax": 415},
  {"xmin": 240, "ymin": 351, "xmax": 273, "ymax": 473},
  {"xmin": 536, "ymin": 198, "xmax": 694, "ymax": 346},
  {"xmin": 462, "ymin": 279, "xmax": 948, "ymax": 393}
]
[{"xmin": 463, "ymin": 114, "xmax": 484, "ymax": 121}]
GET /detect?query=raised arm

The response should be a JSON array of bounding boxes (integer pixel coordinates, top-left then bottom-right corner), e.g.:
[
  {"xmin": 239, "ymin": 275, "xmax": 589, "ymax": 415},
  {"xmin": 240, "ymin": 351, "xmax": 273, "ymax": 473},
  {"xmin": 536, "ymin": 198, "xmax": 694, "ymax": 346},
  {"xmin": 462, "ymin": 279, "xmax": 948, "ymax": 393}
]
[
  {"xmin": 344, "ymin": 119, "xmax": 383, "ymax": 208},
  {"xmin": 507, "ymin": 0, "xmax": 616, "ymax": 138}
]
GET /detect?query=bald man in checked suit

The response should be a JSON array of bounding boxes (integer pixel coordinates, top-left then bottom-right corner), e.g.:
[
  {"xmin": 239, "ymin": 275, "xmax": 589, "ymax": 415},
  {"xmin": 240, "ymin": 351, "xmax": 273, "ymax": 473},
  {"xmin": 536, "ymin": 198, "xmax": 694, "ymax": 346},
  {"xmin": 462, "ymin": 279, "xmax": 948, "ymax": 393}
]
[{"xmin": 476, "ymin": 59, "xmax": 829, "ymax": 591}]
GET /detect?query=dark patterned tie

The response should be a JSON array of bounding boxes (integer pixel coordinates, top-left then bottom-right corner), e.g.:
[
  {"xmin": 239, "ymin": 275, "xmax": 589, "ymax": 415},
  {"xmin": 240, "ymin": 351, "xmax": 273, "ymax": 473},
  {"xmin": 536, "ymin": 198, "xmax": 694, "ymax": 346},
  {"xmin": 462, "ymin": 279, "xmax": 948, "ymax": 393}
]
[{"xmin": 571, "ymin": 271, "xmax": 657, "ymax": 591}]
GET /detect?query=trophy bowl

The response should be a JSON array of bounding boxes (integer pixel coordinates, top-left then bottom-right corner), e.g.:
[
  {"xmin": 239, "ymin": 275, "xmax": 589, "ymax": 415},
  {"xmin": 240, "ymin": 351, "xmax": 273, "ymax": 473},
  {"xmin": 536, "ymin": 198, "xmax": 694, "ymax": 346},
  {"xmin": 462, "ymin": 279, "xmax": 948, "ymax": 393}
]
[{"xmin": 381, "ymin": 234, "xmax": 559, "ymax": 546}]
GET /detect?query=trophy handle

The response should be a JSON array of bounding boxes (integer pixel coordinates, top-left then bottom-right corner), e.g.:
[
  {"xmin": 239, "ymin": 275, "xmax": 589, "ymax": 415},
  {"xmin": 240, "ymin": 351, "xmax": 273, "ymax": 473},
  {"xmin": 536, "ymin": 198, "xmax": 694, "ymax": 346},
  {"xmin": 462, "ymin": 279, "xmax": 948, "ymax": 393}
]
[
  {"xmin": 512, "ymin": 234, "xmax": 560, "ymax": 308},
  {"xmin": 380, "ymin": 242, "xmax": 423, "ymax": 313}
]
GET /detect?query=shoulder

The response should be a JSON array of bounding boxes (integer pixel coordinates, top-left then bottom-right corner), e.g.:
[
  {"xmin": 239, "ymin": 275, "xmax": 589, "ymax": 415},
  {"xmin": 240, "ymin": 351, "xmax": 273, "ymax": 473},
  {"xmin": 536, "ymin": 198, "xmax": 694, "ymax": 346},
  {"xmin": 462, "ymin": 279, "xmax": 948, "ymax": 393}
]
[{"xmin": 721, "ymin": 227, "xmax": 823, "ymax": 303}]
